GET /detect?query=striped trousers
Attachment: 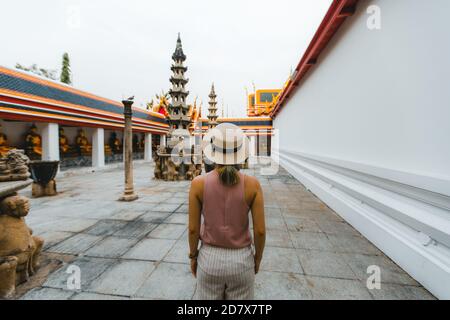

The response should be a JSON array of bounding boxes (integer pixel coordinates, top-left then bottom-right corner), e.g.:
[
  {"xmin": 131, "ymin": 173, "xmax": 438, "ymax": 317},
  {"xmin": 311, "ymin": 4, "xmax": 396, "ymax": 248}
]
[{"xmin": 195, "ymin": 244, "xmax": 255, "ymax": 300}]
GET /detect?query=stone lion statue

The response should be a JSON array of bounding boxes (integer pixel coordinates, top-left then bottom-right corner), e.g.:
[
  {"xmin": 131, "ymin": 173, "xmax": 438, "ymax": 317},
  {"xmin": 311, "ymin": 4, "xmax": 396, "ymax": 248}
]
[
  {"xmin": 0, "ymin": 149, "xmax": 30, "ymax": 182},
  {"xmin": 0, "ymin": 195, "xmax": 44, "ymax": 298}
]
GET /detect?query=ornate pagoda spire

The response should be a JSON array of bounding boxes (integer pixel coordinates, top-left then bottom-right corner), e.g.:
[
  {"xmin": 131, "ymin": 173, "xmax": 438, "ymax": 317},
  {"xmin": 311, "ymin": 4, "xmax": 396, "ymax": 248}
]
[
  {"xmin": 207, "ymin": 83, "xmax": 218, "ymax": 130},
  {"xmin": 168, "ymin": 33, "xmax": 190, "ymax": 130}
]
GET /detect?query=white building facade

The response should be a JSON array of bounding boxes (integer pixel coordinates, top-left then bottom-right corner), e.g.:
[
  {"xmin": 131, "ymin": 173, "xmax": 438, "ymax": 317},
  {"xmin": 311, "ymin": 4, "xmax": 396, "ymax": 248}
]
[{"xmin": 272, "ymin": 0, "xmax": 450, "ymax": 299}]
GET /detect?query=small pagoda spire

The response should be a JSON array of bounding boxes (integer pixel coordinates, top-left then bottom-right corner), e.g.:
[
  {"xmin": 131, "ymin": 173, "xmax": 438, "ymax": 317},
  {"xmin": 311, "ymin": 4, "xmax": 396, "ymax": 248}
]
[
  {"xmin": 207, "ymin": 83, "xmax": 218, "ymax": 130},
  {"xmin": 168, "ymin": 33, "xmax": 190, "ymax": 130},
  {"xmin": 172, "ymin": 32, "xmax": 186, "ymax": 62}
]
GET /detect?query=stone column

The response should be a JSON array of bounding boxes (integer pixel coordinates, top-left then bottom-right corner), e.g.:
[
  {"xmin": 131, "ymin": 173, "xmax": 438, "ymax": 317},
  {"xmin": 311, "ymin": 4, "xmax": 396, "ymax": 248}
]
[
  {"xmin": 119, "ymin": 99, "xmax": 138, "ymax": 201},
  {"xmin": 41, "ymin": 123, "xmax": 59, "ymax": 161},
  {"xmin": 144, "ymin": 132, "xmax": 153, "ymax": 161},
  {"xmin": 92, "ymin": 128, "xmax": 105, "ymax": 168}
]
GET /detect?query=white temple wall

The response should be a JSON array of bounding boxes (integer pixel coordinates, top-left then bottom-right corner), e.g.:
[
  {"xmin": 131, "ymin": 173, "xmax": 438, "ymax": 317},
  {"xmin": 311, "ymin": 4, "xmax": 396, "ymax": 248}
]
[{"xmin": 272, "ymin": 0, "xmax": 450, "ymax": 299}]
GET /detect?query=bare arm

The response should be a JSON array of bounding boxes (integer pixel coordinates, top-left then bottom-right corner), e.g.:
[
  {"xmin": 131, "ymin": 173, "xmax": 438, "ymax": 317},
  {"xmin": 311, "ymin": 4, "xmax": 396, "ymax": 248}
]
[
  {"xmin": 250, "ymin": 179, "xmax": 266, "ymax": 273},
  {"xmin": 188, "ymin": 176, "xmax": 203, "ymax": 276}
]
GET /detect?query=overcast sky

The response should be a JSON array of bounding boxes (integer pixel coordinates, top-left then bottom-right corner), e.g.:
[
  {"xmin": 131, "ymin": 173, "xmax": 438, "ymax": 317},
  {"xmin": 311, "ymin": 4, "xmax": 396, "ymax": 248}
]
[{"xmin": 1, "ymin": 0, "xmax": 331, "ymax": 117}]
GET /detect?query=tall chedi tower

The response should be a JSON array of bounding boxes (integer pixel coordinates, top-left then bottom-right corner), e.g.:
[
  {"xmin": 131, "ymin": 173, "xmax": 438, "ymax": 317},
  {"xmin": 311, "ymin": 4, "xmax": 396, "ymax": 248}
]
[
  {"xmin": 168, "ymin": 33, "xmax": 190, "ymax": 132},
  {"xmin": 207, "ymin": 83, "xmax": 218, "ymax": 130}
]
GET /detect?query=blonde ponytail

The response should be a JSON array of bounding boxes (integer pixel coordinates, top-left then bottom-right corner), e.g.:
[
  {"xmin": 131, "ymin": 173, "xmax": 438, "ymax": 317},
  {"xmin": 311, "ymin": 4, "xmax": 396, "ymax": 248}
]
[{"xmin": 217, "ymin": 165, "xmax": 240, "ymax": 186}]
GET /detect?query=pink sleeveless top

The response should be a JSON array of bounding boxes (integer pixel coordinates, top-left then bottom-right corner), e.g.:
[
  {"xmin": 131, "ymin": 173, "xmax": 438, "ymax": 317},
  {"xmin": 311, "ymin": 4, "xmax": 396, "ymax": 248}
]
[{"xmin": 200, "ymin": 170, "xmax": 252, "ymax": 249}]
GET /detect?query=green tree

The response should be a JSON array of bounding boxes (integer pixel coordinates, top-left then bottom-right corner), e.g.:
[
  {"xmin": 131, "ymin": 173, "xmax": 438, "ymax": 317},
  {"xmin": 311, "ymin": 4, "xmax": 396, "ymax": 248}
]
[
  {"xmin": 60, "ymin": 52, "xmax": 72, "ymax": 85},
  {"xmin": 15, "ymin": 63, "xmax": 57, "ymax": 80}
]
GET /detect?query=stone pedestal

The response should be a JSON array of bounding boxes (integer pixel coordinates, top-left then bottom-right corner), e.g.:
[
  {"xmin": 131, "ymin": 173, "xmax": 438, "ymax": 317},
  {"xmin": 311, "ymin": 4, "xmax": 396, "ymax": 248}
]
[
  {"xmin": 0, "ymin": 256, "xmax": 18, "ymax": 298},
  {"xmin": 0, "ymin": 179, "xmax": 44, "ymax": 299},
  {"xmin": 32, "ymin": 180, "xmax": 57, "ymax": 197}
]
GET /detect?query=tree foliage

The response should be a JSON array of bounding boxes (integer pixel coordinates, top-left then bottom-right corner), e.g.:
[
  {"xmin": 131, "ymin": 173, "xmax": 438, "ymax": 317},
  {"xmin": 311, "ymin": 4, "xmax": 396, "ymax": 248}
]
[
  {"xmin": 60, "ymin": 52, "xmax": 72, "ymax": 85},
  {"xmin": 15, "ymin": 63, "xmax": 57, "ymax": 80}
]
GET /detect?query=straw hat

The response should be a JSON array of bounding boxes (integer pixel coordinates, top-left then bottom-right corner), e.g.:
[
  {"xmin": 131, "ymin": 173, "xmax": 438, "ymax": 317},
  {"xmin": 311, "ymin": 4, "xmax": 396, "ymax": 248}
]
[{"xmin": 203, "ymin": 123, "xmax": 249, "ymax": 165}]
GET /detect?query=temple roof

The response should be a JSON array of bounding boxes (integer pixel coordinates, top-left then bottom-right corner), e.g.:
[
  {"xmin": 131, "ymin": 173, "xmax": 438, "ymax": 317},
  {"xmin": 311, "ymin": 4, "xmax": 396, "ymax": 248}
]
[{"xmin": 0, "ymin": 66, "xmax": 168, "ymax": 133}]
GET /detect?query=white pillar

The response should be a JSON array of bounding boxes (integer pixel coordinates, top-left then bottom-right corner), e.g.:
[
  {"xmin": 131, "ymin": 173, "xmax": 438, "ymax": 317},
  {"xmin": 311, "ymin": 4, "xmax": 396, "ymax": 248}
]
[
  {"xmin": 160, "ymin": 134, "xmax": 166, "ymax": 147},
  {"xmin": 144, "ymin": 132, "xmax": 153, "ymax": 161},
  {"xmin": 250, "ymin": 135, "xmax": 257, "ymax": 157},
  {"xmin": 92, "ymin": 128, "xmax": 105, "ymax": 168},
  {"xmin": 42, "ymin": 123, "xmax": 60, "ymax": 161}
]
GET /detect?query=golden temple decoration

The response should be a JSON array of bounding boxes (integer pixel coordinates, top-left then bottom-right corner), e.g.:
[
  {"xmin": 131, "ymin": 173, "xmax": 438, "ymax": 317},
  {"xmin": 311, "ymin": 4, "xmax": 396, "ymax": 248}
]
[
  {"xmin": 75, "ymin": 129, "xmax": 92, "ymax": 156},
  {"xmin": 25, "ymin": 124, "xmax": 42, "ymax": 160},
  {"xmin": 0, "ymin": 125, "xmax": 15, "ymax": 158}
]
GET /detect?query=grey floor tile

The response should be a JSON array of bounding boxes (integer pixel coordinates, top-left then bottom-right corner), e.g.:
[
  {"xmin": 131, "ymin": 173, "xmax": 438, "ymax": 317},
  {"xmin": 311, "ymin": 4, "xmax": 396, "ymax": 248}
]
[
  {"xmin": 260, "ymin": 247, "xmax": 304, "ymax": 274},
  {"xmin": 37, "ymin": 231, "xmax": 76, "ymax": 250},
  {"xmin": 265, "ymin": 217, "xmax": 287, "ymax": 231},
  {"xmin": 265, "ymin": 229, "xmax": 293, "ymax": 248},
  {"xmin": 47, "ymin": 233, "xmax": 103, "ymax": 255},
  {"xmin": 369, "ymin": 284, "xmax": 435, "ymax": 300},
  {"xmin": 255, "ymin": 271, "xmax": 312, "ymax": 300},
  {"xmin": 139, "ymin": 211, "xmax": 171, "ymax": 223},
  {"xmin": 328, "ymin": 234, "xmax": 382, "ymax": 255},
  {"xmin": 175, "ymin": 204, "xmax": 189, "ymax": 213},
  {"xmin": 107, "ymin": 209, "xmax": 146, "ymax": 221},
  {"xmin": 342, "ymin": 253, "xmax": 419, "ymax": 286},
  {"xmin": 315, "ymin": 220, "xmax": 360, "ymax": 236},
  {"xmin": 306, "ymin": 276, "xmax": 373, "ymax": 300},
  {"xmin": 163, "ymin": 239, "xmax": 189, "ymax": 264},
  {"xmin": 85, "ymin": 220, "xmax": 129, "ymax": 236},
  {"xmin": 88, "ymin": 260, "xmax": 156, "ymax": 296},
  {"xmin": 135, "ymin": 262, "xmax": 196, "ymax": 299},
  {"xmin": 148, "ymin": 223, "xmax": 187, "ymax": 240},
  {"xmin": 153, "ymin": 203, "xmax": 181, "ymax": 213},
  {"xmin": 85, "ymin": 236, "xmax": 139, "ymax": 258},
  {"xmin": 113, "ymin": 221, "xmax": 157, "ymax": 239},
  {"xmin": 284, "ymin": 217, "xmax": 321, "ymax": 233},
  {"xmin": 35, "ymin": 217, "xmax": 98, "ymax": 233},
  {"xmin": 289, "ymin": 231, "xmax": 334, "ymax": 251},
  {"xmin": 296, "ymin": 249, "xmax": 356, "ymax": 279},
  {"xmin": 44, "ymin": 256, "xmax": 116, "ymax": 290},
  {"xmin": 123, "ymin": 238, "xmax": 176, "ymax": 261},
  {"xmin": 20, "ymin": 287, "xmax": 75, "ymax": 300},
  {"xmin": 71, "ymin": 292, "xmax": 130, "ymax": 300},
  {"xmin": 165, "ymin": 213, "xmax": 188, "ymax": 225}
]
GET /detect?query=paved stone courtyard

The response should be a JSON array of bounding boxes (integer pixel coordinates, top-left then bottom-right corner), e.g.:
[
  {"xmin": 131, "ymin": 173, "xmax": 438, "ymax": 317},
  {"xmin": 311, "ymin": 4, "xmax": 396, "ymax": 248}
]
[{"xmin": 16, "ymin": 161, "xmax": 434, "ymax": 300}]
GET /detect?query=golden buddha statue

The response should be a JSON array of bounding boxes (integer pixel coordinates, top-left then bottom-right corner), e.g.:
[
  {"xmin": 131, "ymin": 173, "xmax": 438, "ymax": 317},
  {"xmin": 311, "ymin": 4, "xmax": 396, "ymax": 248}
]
[
  {"xmin": 109, "ymin": 132, "xmax": 121, "ymax": 154},
  {"xmin": 133, "ymin": 134, "xmax": 144, "ymax": 152},
  {"xmin": 139, "ymin": 135, "xmax": 145, "ymax": 152},
  {"xmin": 75, "ymin": 129, "xmax": 92, "ymax": 156},
  {"xmin": 59, "ymin": 127, "xmax": 70, "ymax": 155},
  {"xmin": 0, "ymin": 125, "xmax": 14, "ymax": 158},
  {"xmin": 25, "ymin": 124, "xmax": 42, "ymax": 159},
  {"xmin": 104, "ymin": 144, "xmax": 112, "ymax": 156}
]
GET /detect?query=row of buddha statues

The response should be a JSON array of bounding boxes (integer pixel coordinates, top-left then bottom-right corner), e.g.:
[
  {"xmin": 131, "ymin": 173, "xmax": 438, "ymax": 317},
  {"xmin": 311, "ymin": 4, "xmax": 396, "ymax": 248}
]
[{"xmin": 0, "ymin": 124, "xmax": 146, "ymax": 160}]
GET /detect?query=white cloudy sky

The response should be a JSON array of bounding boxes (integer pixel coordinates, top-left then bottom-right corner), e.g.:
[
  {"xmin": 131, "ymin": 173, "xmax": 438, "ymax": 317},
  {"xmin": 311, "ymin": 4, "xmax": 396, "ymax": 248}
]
[{"xmin": 1, "ymin": 0, "xmax": 331, "ymax": 117}]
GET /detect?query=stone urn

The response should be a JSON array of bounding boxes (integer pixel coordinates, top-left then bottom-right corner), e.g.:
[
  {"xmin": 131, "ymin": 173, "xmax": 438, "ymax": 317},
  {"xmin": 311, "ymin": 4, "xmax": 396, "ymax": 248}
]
[{"xmin": 29, "ymin": 160, "xmax": 59, "ymax": 197}]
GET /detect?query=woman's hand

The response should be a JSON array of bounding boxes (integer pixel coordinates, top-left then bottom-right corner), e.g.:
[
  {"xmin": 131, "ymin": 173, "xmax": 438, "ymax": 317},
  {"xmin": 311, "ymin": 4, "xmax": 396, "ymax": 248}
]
[
  {"xmin": 190, "ymin": 258, "xmax": 198, "ymax": 278},
  {"xmin": 254, "ymin": 256, "xmax": 261, "ymax": 274}
]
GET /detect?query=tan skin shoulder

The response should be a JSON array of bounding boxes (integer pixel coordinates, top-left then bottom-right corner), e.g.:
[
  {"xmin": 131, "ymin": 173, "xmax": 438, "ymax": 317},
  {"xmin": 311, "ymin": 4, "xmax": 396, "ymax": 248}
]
[
  {"xmin": 243, "ymin": 174, "xmax": 261, "ymax": 207},
  {"xmin": 190, "ymin": 175, "xmax": 205, "ymax": 203}
]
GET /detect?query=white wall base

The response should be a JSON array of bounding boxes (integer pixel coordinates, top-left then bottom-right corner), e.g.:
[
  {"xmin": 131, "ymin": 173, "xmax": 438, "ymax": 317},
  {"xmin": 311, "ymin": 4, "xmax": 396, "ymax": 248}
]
[{"xmin": 273, "ymin": 149, "xmax": 450, "ymax": 299}]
